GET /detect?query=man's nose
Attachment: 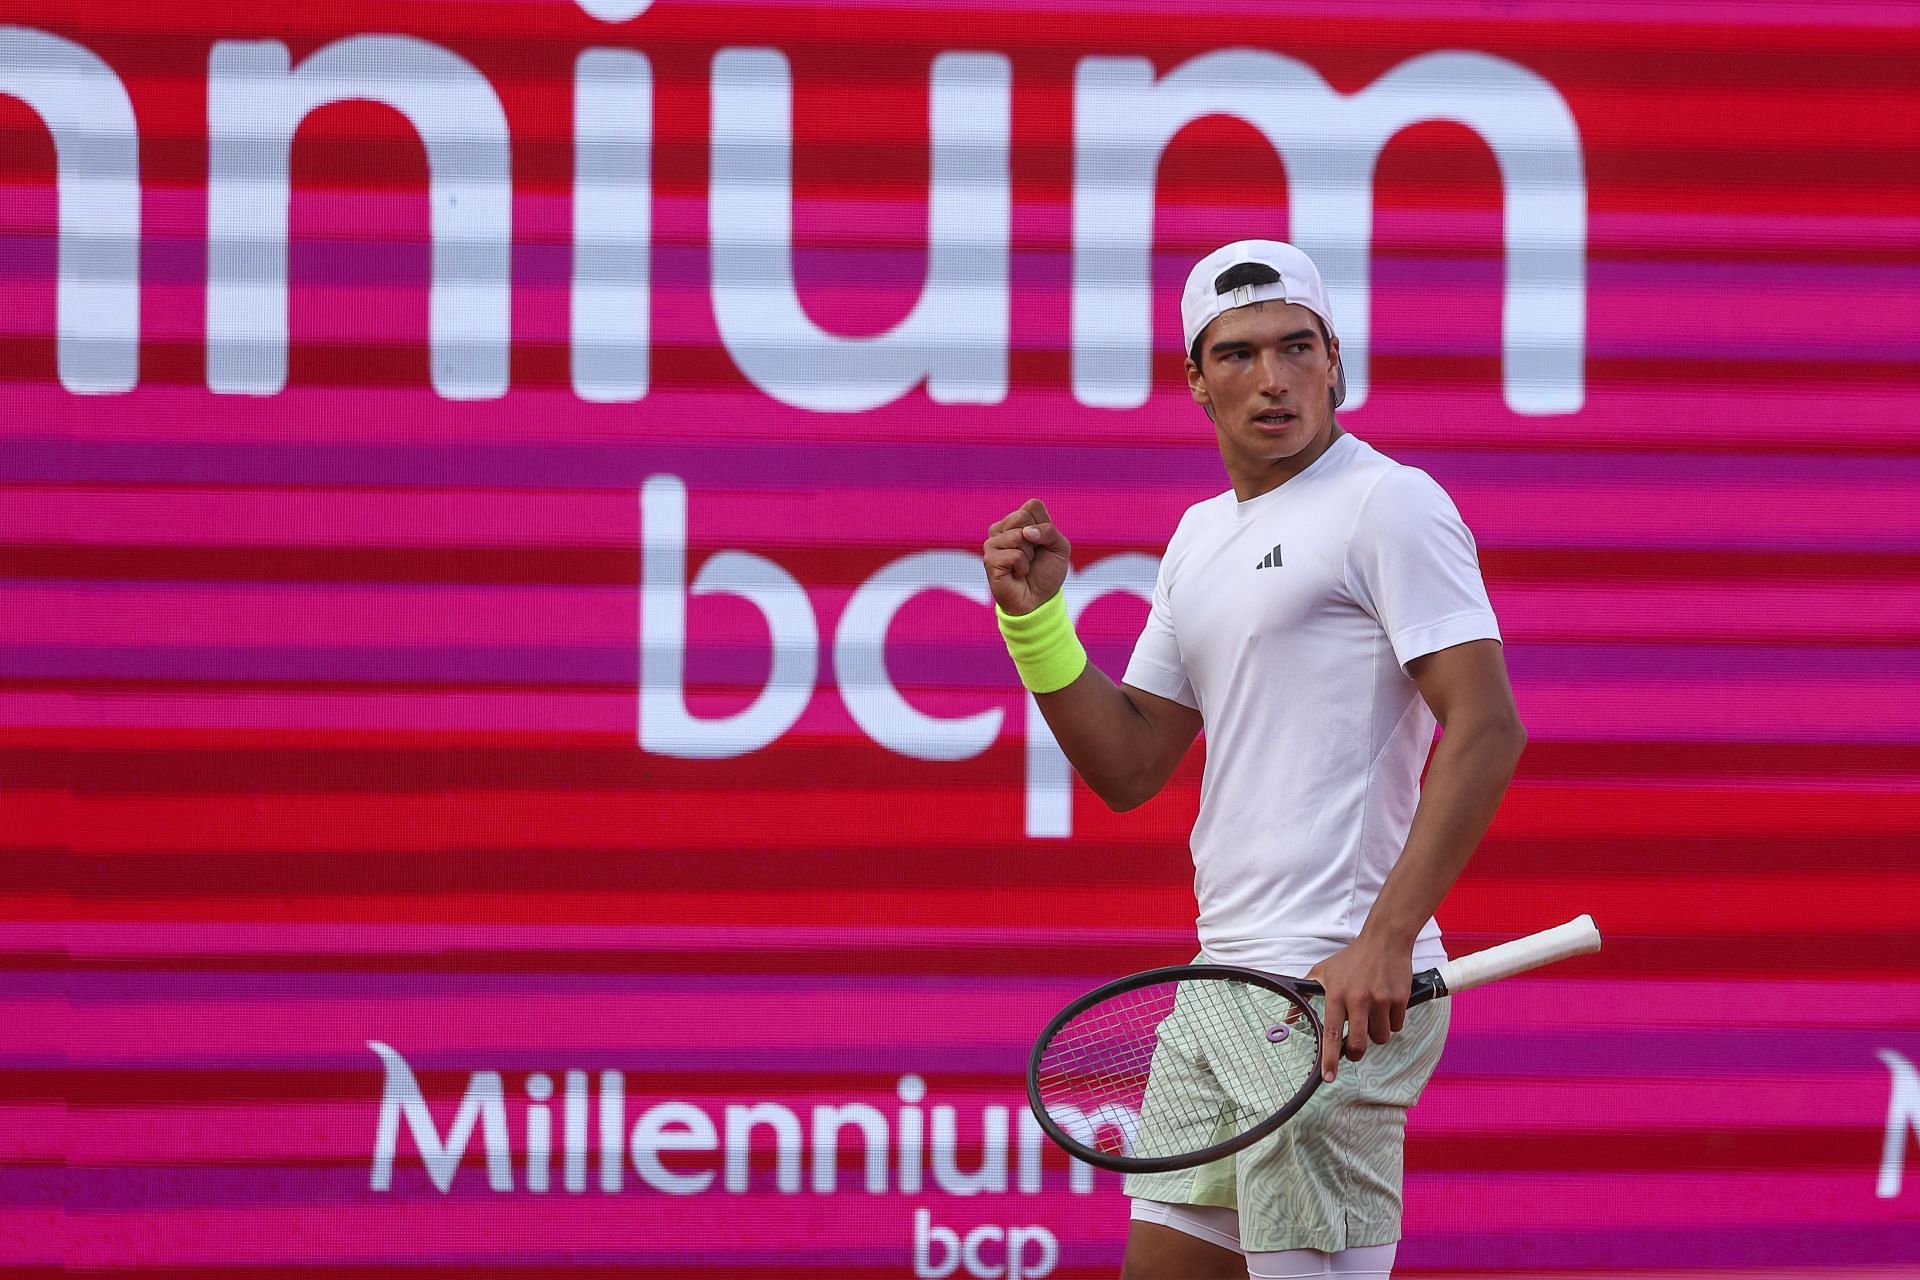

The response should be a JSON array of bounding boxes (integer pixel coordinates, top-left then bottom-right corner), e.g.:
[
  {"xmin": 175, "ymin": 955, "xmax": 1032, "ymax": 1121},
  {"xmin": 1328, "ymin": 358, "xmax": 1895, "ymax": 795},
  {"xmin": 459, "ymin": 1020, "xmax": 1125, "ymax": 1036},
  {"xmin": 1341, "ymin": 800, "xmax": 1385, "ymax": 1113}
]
[{"xmin": 1257, "ymin": 351, "xmax": 1289, "ymax": 394}]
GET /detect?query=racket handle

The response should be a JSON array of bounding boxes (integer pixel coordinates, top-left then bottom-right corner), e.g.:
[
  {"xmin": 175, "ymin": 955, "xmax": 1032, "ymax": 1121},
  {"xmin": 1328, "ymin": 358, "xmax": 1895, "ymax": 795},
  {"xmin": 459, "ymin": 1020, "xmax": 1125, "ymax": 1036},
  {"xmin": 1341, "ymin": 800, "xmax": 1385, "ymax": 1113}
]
[{"xmin": 1435, "ymin": 914, "xmax": 1601, "ymax": 995}]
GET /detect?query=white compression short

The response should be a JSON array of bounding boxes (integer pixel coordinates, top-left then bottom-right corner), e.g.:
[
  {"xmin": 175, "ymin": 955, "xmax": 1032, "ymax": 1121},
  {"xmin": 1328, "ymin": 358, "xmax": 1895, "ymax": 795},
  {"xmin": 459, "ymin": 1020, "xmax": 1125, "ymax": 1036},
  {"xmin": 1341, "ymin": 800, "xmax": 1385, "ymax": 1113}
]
[{"xmin": 1129, "ymin": 1199, "xmax": 1399, "ymax": 1278}]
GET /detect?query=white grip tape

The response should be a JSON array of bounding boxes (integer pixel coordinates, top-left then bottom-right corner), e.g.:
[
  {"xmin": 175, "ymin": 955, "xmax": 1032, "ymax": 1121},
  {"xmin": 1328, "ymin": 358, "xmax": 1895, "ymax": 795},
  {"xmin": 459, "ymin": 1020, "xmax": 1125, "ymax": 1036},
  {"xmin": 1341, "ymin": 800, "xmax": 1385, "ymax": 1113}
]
[{"xmin": 1436, "ymin": 914, "xmax": 1601, "ymax": 996}]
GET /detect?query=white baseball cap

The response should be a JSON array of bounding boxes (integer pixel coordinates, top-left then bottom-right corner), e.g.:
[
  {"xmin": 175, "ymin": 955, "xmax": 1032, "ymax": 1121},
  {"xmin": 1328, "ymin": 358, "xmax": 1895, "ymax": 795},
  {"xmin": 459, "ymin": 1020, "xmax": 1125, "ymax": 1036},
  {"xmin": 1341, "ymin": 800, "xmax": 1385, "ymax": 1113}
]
[{"xmin": 1181, "ymin": 240, "xmax": 1345, "ymax": 408}]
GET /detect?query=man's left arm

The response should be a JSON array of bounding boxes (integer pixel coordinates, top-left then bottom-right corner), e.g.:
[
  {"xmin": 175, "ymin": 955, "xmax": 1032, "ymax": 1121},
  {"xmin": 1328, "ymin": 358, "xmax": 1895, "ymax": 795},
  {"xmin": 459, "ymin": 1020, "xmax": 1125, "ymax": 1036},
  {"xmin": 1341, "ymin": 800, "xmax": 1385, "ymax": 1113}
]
[{"xmin": 1306, "ymin": 637, "xmax": 1526, "ymax": 1081}]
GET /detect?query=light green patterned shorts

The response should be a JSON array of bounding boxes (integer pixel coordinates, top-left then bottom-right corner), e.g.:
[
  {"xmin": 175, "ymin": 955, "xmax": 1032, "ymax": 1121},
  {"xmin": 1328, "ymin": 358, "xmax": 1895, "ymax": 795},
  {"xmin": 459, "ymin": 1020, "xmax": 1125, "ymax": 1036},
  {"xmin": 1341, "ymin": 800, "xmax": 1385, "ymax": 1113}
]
[{"xmin": 1122, "ymin": 975, "xmax": 1451, "ymax": 1254}]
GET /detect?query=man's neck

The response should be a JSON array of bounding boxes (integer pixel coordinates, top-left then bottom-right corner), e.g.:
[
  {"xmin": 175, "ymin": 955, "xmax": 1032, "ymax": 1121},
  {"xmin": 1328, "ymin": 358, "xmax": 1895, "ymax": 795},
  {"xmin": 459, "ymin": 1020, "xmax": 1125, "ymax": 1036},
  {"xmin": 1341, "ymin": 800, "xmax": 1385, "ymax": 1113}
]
[{"xmin": 1228, "ymin": 421, "xmax": 1345, "ymax": 503}]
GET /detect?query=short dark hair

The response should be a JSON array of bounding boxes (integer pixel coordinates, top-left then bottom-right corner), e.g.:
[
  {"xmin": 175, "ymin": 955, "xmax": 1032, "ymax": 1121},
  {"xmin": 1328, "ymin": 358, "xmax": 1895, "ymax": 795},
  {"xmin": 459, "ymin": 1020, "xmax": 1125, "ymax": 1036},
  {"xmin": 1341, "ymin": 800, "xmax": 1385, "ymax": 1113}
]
[{"xmin": 1188, "ymin": 260, "xmax": 1333, "ymax": 366}]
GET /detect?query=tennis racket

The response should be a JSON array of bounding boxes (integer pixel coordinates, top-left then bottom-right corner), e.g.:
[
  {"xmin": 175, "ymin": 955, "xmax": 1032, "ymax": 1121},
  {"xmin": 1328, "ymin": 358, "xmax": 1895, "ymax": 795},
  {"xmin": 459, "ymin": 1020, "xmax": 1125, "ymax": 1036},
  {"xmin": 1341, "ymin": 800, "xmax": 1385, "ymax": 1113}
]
[{"xmin": 1026, "ymin": 914, "xmax": 1601, "ymax": 1174}]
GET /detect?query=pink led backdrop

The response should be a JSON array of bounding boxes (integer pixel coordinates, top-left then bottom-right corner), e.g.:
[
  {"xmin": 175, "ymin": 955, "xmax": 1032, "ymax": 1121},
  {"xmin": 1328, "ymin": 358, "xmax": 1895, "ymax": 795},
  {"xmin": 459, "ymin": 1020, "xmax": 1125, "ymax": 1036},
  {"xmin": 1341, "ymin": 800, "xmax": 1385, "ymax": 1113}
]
[{"xmin": 5, "ymin": 0, "xmax": 1919, "ymax": 1274}]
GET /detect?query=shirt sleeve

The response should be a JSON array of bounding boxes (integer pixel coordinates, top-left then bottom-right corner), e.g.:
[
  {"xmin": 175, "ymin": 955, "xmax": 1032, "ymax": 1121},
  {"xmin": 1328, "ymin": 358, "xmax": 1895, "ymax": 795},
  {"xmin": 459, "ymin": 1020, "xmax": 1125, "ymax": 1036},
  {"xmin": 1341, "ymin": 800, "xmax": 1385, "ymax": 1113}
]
[
  {"xmin": 1346, "ymin": 466, "xmax": 1503, "ymax": 676},
  {"xmin": 1122, "ymin": 535, "xmax": 1200, "ymax": 710}
]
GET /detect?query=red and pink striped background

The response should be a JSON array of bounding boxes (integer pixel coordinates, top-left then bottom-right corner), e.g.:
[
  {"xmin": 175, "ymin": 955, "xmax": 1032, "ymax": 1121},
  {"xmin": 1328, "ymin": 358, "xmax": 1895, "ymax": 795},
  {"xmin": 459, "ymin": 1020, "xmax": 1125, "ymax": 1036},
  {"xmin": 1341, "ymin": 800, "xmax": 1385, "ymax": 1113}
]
[{"xmin": 6, "ymin": 0, "xmax": 1919, "ymax": 1274}]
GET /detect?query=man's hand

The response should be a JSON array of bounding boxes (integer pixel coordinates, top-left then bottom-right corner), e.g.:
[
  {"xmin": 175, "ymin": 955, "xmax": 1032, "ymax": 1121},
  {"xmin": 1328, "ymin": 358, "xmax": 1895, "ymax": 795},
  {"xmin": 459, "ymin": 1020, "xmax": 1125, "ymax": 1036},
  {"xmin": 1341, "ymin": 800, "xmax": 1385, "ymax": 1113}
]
[
  {"xmin": 983, "ymin": 498, "xmax": 1072, "ymax": 616},
  {"xmin": 1305, "ymin": 933, "xmax": 1414, "ymax": 1083}
]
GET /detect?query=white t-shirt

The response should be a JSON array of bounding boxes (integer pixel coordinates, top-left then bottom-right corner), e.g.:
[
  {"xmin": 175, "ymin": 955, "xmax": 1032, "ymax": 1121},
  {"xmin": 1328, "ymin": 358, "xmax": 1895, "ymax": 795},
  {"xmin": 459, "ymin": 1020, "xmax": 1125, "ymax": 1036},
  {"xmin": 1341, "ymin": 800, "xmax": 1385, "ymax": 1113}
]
[{"xmin": 1121, "ymin": 431, "xmax": 1502, "ymax": 977}]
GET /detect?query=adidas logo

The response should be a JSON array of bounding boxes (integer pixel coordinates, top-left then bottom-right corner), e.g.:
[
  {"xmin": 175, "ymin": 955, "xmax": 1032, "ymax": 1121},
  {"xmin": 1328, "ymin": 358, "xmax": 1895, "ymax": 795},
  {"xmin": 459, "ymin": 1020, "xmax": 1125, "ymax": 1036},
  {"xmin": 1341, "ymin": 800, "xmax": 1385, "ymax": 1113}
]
[{"xmin": 1255, "ymin": 544, "xmax": 1283, "ymax": 570}]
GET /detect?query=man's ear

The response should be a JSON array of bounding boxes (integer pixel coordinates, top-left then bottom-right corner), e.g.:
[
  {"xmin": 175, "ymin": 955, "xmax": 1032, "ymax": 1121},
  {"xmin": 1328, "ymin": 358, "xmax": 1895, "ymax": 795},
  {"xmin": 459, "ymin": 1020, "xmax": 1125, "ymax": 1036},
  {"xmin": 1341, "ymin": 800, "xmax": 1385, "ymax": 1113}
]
[
  {"xmin": 1186, "ymin": 357, "xmax": 1210, "ymax": 408},
  {"xmin": 1186, "ymin": 360, "xmax": 1217, "ymax": 423}
]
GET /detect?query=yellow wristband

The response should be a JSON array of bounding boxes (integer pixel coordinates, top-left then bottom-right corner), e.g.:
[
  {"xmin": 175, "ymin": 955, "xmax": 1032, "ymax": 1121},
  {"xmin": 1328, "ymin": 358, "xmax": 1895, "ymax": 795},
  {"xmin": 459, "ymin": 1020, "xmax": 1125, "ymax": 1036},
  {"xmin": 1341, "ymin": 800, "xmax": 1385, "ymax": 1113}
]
[{"xmin": 995, "ymin": 592, "xmax": 1088, "ymax": 694}]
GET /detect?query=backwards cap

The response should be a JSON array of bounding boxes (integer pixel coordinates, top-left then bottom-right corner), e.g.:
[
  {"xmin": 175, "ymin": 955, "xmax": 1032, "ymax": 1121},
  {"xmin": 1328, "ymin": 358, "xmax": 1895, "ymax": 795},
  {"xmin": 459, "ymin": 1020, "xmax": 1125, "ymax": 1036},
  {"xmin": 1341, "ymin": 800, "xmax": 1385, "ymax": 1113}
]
[{"xmin": 1181, "ymin": 240, "xmax": 1345, "ymax": 409}]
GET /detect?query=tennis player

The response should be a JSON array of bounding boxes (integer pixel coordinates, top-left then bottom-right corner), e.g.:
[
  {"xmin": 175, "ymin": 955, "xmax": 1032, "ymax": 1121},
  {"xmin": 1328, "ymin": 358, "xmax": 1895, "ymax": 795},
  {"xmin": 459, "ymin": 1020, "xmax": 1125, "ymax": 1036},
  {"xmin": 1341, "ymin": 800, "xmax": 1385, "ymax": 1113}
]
[{"xmin": 983, "ymin": 240, "xmax": 1526, "ymax": 1279}]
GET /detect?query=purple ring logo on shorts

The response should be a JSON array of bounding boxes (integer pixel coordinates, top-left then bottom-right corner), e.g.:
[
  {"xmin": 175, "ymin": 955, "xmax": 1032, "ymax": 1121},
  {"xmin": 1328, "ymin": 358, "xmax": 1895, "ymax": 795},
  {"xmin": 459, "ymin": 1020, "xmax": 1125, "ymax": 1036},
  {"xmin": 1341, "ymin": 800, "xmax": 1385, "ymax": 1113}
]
[{"xmin": 1266, "ymin": 1024, "xmax": 1290, "ymax": 1043}]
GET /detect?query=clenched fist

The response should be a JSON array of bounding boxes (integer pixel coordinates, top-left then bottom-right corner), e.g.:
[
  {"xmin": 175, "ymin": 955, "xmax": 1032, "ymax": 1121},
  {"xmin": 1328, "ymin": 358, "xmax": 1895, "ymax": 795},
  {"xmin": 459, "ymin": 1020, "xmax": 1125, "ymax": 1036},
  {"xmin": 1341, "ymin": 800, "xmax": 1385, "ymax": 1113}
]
[{"xmin": 982, "ymin": 498, "xmax": 1072, "ymax": 616}]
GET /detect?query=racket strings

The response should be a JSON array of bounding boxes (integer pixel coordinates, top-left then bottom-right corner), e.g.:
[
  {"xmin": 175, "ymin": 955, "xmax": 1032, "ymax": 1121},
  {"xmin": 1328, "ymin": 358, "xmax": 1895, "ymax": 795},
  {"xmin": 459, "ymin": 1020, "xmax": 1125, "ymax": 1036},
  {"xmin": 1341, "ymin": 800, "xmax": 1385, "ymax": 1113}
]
[{"xmin": 1034, "ymin": 977, "xmax": 1318, "ymax": 1162}]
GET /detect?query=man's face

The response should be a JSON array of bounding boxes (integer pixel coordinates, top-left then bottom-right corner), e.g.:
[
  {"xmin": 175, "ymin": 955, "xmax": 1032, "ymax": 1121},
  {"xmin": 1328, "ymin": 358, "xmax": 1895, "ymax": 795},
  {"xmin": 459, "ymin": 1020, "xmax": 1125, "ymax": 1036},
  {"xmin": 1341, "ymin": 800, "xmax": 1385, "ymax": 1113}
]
[{"xmin": 1186, "ymin": 300, "xmax": 1341, "ymax": 466}]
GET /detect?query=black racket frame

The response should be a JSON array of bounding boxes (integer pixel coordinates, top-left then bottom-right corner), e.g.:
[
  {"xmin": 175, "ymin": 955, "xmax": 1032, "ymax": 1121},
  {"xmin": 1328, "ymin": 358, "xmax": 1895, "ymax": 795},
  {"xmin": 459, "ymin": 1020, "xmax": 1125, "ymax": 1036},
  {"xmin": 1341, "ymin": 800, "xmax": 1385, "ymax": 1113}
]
[{"xmin": 1026, "ymin": 962, "xmax": 1450, "ymax": 1174}]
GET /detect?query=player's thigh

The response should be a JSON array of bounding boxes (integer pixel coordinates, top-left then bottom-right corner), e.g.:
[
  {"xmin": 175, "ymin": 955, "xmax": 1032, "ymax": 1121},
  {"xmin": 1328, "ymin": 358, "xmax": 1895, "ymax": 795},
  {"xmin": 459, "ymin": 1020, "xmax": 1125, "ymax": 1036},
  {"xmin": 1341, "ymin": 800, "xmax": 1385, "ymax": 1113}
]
[
  {"xmin": 1232, "ymin": 1001, "xmax": 1451, "ymax": 1254},
  {"xmin": 1121, "ymin": 1219, "xmax": 1246, "ymax": 1280}
]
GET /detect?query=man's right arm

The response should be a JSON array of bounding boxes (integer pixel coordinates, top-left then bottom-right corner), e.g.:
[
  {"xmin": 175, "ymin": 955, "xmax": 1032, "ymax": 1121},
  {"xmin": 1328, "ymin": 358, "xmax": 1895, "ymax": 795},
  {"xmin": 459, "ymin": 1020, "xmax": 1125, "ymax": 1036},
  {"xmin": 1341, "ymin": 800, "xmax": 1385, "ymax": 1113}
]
[
  {"xmin": 1035, "ymin": 666, "xmax": 1202, "ymax": 812},
  {"xmin": 983, "ymin": 498, "xmax": 1202, "ymax": 812}
]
